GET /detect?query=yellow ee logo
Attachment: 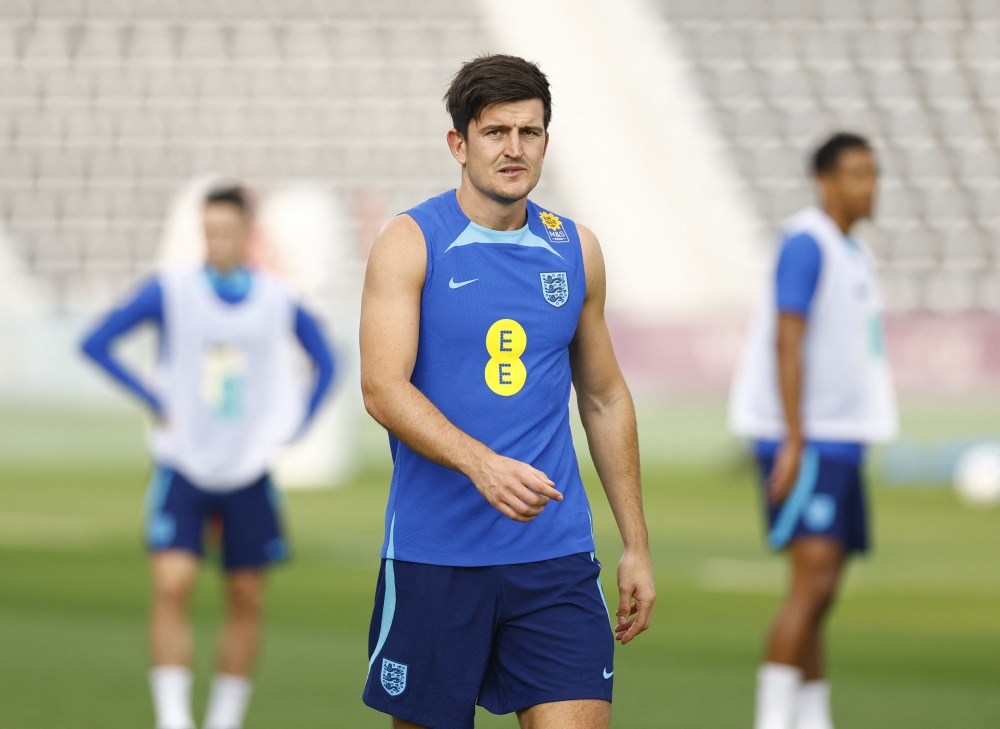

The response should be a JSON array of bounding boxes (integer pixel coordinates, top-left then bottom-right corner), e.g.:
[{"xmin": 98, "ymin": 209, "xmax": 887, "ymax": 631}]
[{"xmin": 485, "ymin": 319, "xmax": 527, "ymax": 396}]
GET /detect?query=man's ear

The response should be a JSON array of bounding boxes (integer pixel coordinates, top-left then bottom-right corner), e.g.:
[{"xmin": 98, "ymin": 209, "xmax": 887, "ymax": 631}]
[
  {"xmin": 447, "ymin": 128, "xmax": 468, "ymax": 165},
  {"xmin": 814, "ymin": 174, "xmax": 831, "ymax": 205}
]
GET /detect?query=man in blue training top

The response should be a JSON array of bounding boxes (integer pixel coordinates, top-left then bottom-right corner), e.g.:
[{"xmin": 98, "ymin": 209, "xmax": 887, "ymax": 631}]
[
  {"xmin": 359, "ymin": 55, "xmax": 656, "ymax": 729},
  {"xmin": 730, "ymin": 134, "xmax": 898, "ymax": 729},
  {"xmin": 81, "ymin": 185, "xmax": 335, "ymax": 729}
]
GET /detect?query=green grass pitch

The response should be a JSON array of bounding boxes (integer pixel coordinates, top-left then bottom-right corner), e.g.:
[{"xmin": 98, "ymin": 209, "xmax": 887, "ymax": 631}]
[{"xmin": 0, "ymin": 408, "xmax": 998, "ymax": 728}]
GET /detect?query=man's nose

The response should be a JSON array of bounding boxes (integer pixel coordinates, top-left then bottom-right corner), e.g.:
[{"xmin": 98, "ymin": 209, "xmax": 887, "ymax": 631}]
[{"xmin": 505, "ymin": 130, "xmax": 524, "ymax": 158}]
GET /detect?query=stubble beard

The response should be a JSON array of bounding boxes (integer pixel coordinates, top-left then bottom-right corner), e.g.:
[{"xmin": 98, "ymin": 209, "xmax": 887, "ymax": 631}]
[{"xmin": 476, "ymin": 166, "xmax": 541, "ymax": 207}]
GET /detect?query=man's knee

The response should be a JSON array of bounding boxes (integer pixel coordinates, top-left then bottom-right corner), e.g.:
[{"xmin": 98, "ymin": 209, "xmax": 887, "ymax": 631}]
[
  {"xmin": 151, "ymin": 552, "xmax": 199, "ymax": 608},
  {"xmin": 225, "ymin": 571, "xmax": 266, "ymax": 619},
  {"xmin": 789, "ymin": 538, "xmax": 845, "ymax": 617},
  {"xmin": 804, "ymin": 573, "xmax": 839, "ymax": 616}
]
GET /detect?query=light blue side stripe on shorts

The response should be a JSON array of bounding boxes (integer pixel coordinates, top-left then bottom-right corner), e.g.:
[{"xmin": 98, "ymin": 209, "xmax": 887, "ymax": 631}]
[
  {"xmin": 367, "ymin": 514, "xmax": 397, "ymax": 675},
  {"xmin": 591, "ymin": 551, "xmax": 612, "ymax": 624},
  {"xmin": 588, "ymin": 511, "xmax": 613, "ymax": 626},
  {"xmin": 143, "ymin": 465, "xmax": 174, "ymax": 547},
  {"xmin": 768, "ymin": 447, "xmax": 820, "ymax": 550}
]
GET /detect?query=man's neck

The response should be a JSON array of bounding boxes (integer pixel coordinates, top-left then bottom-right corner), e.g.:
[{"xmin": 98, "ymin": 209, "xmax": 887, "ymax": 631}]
[
  {"xmin": 206, "ymin": 262, "xmax": 243, "ymax": 276},
  {"xmin": 456, "ymin": 176, "xmax": 528, "ymax": 232},
  {"xmin": 822, "ymin": 203, "xmax": 855, "ymax": 235},
  {"xmin": 204, "ymin": 264, "xmax": 252, "ymax": 303}
]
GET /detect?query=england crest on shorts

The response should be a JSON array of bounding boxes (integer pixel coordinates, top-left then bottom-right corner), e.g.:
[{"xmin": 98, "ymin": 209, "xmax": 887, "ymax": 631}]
[
  {"xmin": 381, "ymin": 658, "xmax": 408, "ymax": 696},
  {"xmin": 540, "ymin": 272, "xmax": 569, "ymax": 308}
]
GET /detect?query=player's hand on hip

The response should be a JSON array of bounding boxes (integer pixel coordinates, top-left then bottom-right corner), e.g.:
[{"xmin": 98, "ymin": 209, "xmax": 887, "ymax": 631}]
[
  {"xmin": 769, "ymin": 439, "xmax": 803, "ymax": 506},
  {"xmin": 469, "ymin": 453, "xmax": 562, "ymax": 523},
  {"xmin": 615, "ymin": 547, "xmax": 655, "ymax": 645}
]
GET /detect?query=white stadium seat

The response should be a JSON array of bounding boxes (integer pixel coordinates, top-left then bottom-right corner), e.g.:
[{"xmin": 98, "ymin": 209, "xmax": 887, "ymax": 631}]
[
  {"xmin": 1, "ymin": 0, "xmax": 996, "ymax": 311},
  {"xmin": 659, "ymin": 0, "xmax": 1000, "ymax": 305}
]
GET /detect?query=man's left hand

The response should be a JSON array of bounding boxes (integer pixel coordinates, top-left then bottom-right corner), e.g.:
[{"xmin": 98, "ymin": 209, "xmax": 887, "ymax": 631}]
[{"xmin": 614, "ymin": 548, "xmax": 656, "ymax": 645}]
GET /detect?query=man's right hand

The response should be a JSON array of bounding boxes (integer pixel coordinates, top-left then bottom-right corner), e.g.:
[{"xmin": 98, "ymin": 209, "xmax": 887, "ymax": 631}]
[
  {"xmin": 467, "ymin": 452, "xmax": 563, "ymax": 523},
  {"xmin": 769, "ymin": 438, "xmax": 803, "ymax": 506}
]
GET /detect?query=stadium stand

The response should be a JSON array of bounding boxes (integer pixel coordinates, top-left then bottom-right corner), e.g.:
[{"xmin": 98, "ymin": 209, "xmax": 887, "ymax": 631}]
[
  {"xmin": 2, "ymin": 1, "xmax": 998, "ymax": 316},
  {"xmin": 0, "ymin": 1, "xmax": 572, "ymax": 310},
  {"xmin": 656, "ymin": 0, "xmax": 1000, "ymax": 312}
]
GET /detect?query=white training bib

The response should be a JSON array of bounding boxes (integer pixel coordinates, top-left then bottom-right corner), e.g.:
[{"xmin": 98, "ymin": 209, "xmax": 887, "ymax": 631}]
[
  {"xmin": 150, "ymin": 268, "xmax": 304, "ymax": 491},
  {"xmin": 729, "ymin": 207, "xmax": 898, "ymax": 443}
]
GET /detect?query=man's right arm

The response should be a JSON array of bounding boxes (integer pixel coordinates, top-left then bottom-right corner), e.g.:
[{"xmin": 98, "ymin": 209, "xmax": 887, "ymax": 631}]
[
  {"xmin": 80, "ymin": 277, "xmax": 165, "ymax": 415},
  {"xmin": 359, "ymin": 215, "xmax": 562, "ymax": 523},
  {"xmin": 768, "ymin": 233, "xmax": 821, "ymax": 504},
  {"xmin": 770, "ymin": 313, "xmax": 807, "ymax": 503}
]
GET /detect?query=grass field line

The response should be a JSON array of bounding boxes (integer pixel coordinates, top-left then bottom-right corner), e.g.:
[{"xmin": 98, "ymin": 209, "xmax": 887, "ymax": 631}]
[{"xmin": 0, "ymin": 511, "xmax": 96, "ymax": 549}]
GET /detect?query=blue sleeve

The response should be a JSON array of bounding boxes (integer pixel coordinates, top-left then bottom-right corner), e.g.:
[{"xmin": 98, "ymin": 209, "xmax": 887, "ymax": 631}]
[
  {"xmin": 775, "ymin": 233, "xmax": 822, "ymax": 317},
  {"xmin": 294, "ymin": 305, "xmax": 336, "ymax": 425},
  {"xmin": 80, "ymin": 278, "xmax": 165, "ymax": 414}
]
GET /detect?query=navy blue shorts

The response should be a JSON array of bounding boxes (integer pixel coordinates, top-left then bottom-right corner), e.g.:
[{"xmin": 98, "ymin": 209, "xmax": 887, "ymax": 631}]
[
  {"xmin": 758, "ymin": 448, "xmax": 869, "ymax": 553},
  {"xmin": 143, "ymin": 466, "xmax": 288, "ymax": 571},
  {"xmin": 362, "ymin": 552, "xmax": 615, "ymax": 729}
]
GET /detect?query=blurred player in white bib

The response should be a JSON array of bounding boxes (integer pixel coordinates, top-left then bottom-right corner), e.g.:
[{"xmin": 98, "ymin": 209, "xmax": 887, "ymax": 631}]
[
  {"xmin": 82, "ymin": 186, "xmax": 335, "ymax": 729},
  {"xmin": 729, "ymin": 134, "xmax": 898, "ymax": 729}
]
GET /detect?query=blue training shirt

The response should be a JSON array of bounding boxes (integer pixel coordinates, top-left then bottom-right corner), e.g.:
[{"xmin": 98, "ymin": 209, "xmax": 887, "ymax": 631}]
[
  {"xmin": 382, "ymin": 190, "xmax": 596, "ymax": 567},
  {"xmin": 81, "ymin": 267, "xmax": 336, "ymax": 425},
  {"xmin": 756, "ymin": 232, "xmax": 864, "ymax": 465}
]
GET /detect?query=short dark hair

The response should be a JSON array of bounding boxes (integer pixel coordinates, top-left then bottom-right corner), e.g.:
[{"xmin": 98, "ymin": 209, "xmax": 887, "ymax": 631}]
[
  {"xmin": 445, "ymin": 54, "xmax": 552, "ymax": 137},
  {"xmin": 811, "ymin": 132, "xmax": 872, "ymax": 176},
  {"xmin": 205, "ymin": 185, "xmax": 251, "ymax": 214}
]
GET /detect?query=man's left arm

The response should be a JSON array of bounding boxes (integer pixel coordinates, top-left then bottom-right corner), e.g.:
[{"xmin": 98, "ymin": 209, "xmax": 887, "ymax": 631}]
[
  {"xmin": 293, "ymin": 305, "xmax": 336, "ymax": 432},
  {"xmin": 569, "ymin": 223, "xmax": 655, "ymax": 646}
]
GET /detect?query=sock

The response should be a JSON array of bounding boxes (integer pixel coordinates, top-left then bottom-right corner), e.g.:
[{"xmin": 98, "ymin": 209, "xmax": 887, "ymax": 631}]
[
  {"xmin": 203, "ymin": 674, "xmax": 253, "ymax": 729},
  {"xmin": 149, "ymin": 666, "xmax": 195, "ymax": 729},
  {"xmin": 796, "ymin": 680, "xmax": 834, "ymax": 729},
  {"xmin": 755, "ymin": 663, "xmax": 803, "ymax": 729}
]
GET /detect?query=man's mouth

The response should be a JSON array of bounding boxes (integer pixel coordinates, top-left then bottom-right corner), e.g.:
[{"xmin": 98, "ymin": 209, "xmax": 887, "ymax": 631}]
[{"xmin": 498, "ymin": 166, "xmax": 526, "ymax": 177}]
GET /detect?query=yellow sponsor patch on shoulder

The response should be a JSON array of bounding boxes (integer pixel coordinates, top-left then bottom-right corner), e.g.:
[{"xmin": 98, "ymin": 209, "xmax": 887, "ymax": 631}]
[{"xmin": 538, "ymin": 211, "xmax": 569, "ymax": 242}]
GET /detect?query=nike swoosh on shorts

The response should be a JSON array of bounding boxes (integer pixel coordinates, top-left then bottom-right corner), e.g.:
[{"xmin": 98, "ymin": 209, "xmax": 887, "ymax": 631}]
[{"xmin": 603, "ymin": 668, "xmax": 614, "ymax": 679}]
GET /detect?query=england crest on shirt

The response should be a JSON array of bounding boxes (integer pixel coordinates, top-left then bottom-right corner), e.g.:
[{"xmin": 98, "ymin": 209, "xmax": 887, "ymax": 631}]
[
  {"xmin": 540, "ymin": 271, "xmax": 569, "ymax": 308},
  {"xmin": 381, "ymin": 658, "xmax": 408, "ymax": 696}
]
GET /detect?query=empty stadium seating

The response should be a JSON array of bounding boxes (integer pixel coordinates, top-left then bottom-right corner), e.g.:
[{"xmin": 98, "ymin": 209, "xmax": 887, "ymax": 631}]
[
  {"xmin": 657, "ymin": 0, "xmax": 1000, "ymax": 311},
  {"xmin": 0, "ymin": 1, "xmax": 570, "ymax": 308},
  {"xmin": 1, "ymin": 1, "xmax": 998, "ymax": 313}
]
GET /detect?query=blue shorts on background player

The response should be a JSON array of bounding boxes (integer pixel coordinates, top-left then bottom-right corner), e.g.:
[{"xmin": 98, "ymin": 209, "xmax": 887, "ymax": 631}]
[
  {"xmin": 757, "ymin": 448, "xmax": 869, "ymax": 554},
  {"xmin": 145, "ymin": 467, "xmax": 289, "ymax": 571}
]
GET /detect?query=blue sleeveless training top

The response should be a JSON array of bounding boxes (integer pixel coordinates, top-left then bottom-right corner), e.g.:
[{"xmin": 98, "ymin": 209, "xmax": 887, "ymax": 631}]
[{"xmin": 380, "ymin": 190, "xmax": 596, "ymax": 566}]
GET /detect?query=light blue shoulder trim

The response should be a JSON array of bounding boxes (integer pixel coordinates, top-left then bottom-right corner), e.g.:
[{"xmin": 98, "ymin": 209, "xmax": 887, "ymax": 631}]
[
  {"xmin": 768, "ymin": 447, "xmax": 821, "ymax": 550},
  {"xmin": 368, "ymin": 514, "xmax": 397, "ymax": 674},
  {"xmin": 445, "ymin": 221, "xmax": 564, "ymax": 259}
]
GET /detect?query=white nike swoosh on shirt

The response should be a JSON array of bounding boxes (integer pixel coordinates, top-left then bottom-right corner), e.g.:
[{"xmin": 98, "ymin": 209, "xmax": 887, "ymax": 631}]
[
  {"xmin": 449, "ymin": 277, "xmax": 478, "ymax": 289},
  {"xmin": 603, "ymin": 668, "xmax": 614, "ymax": 679}
]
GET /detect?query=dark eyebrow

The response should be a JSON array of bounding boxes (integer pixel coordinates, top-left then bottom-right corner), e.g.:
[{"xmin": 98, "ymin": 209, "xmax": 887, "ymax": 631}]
[{"xmin": 479, "ymin": 123, "xmax": 545, "ymax": 134}]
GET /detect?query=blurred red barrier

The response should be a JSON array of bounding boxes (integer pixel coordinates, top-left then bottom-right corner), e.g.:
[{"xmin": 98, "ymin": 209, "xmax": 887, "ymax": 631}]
[{"xmin": 608, "ymin": 312, "xmax": 1000, "ymax": 395}]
